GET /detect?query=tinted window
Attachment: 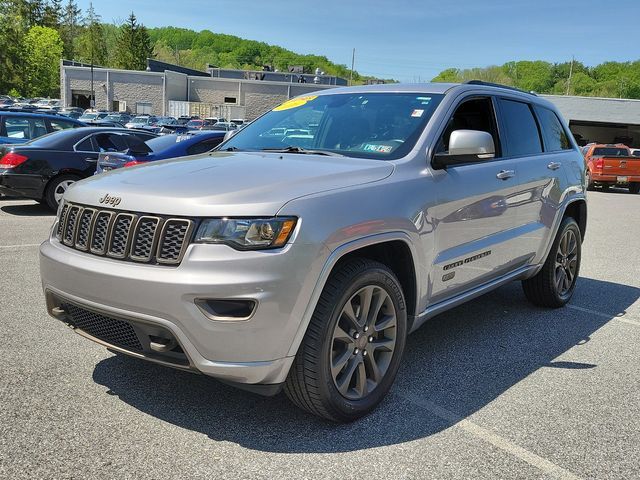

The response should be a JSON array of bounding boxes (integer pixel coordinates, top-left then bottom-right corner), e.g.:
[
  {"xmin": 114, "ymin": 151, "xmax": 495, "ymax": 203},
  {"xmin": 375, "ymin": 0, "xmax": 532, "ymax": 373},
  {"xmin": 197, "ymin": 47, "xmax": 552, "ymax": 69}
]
[
  {"xmin": 75, "ymin": 137, "xmax": 94, "ymax": 151},
  {"xmin": 592, "ymin": 147, "xmax": 628, "ymax": 156},
  {"xmin": 49, "ymin": 119, "xmax": 76, "ymax": 132},
  {"xmin": 499, "ymin": 99, "xmax": 542, "ymax": 156},
  {"xmin": 437, "ymin": 97, "xmax": 500, "ymax": 156},
  {"xmin": 186, "ymin": 137, "xmax": 224, "ymax": 155},
  {"xmin": 536, "ymin": 107, "xmax": 571, "ymax": 151}
]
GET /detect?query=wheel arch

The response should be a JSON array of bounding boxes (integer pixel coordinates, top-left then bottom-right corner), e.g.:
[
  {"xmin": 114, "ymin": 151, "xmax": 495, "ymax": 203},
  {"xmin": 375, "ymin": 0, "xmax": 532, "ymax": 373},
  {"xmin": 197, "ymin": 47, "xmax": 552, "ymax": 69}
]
[
  {"xmin": 562, "ymin": 198, "xmax": 587, "ymax": 241},
  {"xmin": 286, "ymin": 232, "xmax": 421, "ymax": 357}
]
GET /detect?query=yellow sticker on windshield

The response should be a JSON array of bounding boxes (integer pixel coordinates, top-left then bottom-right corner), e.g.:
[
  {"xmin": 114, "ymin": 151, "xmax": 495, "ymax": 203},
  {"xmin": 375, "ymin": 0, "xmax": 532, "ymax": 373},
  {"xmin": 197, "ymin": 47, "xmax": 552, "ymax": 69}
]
[{"xmin": 273, "ymin": 95, "xmax": 317, "ymax": 111}]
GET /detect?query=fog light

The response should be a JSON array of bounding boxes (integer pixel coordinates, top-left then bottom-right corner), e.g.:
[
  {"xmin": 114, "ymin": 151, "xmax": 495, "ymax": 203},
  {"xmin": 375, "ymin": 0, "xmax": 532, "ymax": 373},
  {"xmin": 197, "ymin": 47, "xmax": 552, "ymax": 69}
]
[{"xmin": 195, "ymin": 299, "xmax": 257, "ymax": 321}]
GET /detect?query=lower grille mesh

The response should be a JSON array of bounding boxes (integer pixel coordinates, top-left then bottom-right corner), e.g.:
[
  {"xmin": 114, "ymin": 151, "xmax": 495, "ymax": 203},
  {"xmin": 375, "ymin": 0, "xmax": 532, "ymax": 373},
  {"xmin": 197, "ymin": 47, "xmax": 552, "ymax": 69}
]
[{"xmin": 63, "ymin": 303, "xmax": 143, "ymax": 352}]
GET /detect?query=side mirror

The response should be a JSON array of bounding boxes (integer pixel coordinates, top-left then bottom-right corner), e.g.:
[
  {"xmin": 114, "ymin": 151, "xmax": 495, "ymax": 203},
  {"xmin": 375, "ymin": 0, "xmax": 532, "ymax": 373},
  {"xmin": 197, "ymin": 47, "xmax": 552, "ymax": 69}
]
[{"xmin": 432, "ymin": 130, "xmax": 495, "ymax": 169}]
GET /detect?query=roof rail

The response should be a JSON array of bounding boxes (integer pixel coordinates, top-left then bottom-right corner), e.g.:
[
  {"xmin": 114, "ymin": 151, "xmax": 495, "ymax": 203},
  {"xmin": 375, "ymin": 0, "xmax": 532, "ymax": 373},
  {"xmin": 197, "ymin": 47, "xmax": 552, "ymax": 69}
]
[{"xmin": 464, "ymin": 80, "xmax": 537, "ymax": 96}]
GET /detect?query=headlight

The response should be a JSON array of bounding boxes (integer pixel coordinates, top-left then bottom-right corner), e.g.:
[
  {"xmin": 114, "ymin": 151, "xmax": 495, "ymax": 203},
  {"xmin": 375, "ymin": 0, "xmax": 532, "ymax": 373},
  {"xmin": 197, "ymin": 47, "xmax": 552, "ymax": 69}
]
[{"xmin": 194, "ymin": 217, "xmax": 297, "ymax": 250}]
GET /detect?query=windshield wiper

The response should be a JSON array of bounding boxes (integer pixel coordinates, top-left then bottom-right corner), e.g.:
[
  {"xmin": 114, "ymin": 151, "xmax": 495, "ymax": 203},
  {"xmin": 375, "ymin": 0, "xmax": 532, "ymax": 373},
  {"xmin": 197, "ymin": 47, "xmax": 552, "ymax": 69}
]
[{"xmin": 261, "ymin": 146, "xmax": 343, "ymax": 157}]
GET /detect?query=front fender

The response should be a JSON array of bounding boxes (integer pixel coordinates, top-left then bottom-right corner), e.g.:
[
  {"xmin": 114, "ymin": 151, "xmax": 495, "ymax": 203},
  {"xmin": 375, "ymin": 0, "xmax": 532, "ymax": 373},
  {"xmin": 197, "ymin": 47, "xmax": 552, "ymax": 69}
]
[{"xmin": 285, "ymin": 231, "xmax": 421, "ymax": 357}]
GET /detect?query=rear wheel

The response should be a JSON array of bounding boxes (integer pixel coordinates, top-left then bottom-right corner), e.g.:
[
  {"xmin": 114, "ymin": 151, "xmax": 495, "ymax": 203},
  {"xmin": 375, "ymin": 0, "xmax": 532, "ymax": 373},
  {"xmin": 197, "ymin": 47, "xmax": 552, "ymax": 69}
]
[
  {"xmin": 44, "ymin": 174, "xmax": 80, "ymax": 211},
  {"xmin": 629, "ymin": 183, "xmax": 640, "ymax": 194},
  {"xmin": 522, "ymin": 217, "xmax": 581, "ymax": 308},
  {"xmin": 284, "ymin": 258, "xmax": 407, "ymax": 422}
]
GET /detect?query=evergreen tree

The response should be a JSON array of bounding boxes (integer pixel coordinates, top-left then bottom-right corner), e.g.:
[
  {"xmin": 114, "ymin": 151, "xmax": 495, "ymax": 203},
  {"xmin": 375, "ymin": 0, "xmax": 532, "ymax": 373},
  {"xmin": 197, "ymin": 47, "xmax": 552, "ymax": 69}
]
[
  {"xmin": 114, "ymin": 12, "xmax": 153, "ymax": 70},
  {"xmin": 75, "ymin": 2, "xmax": 106, "ymax": 66},
  {"xmin": 60, "ymin": 0, "xmax": 81, "ymax": 59},
  {"xmin": 42, "ymin": 0, "xmax": 62, "ymax": 28}
]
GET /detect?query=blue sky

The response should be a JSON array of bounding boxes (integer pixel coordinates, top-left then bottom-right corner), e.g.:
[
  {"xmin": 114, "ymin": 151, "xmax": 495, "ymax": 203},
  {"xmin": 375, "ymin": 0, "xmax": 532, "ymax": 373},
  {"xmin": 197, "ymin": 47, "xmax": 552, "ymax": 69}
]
[{"xmin": 79, "ymin": 0, "xmax": 639, "ymax": 82}]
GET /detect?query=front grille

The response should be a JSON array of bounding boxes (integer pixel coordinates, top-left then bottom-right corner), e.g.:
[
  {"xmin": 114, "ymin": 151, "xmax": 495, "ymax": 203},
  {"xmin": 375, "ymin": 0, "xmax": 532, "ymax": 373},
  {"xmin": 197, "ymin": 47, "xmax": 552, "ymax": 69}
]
[
  {"xmin": 62, "ymin": 303, "xmax": 143, "ymax": 352},
  {"xmin": 63, "ymin": 206, "xmax": 80, "ymax": 245},
  {"xmin": 56, "ymin": 203, "xmax": 193, "ymax": 266},
  {"xmin": 107, "ymin": 213, "xmax": 135, "ymax": 258},
  {"xmin": 157, "ymin": 220, "xmax": 191, "ymax": 264},
  {"xmin": 75, "ymin": 208, "xmax": 95, "ymax": 250}
]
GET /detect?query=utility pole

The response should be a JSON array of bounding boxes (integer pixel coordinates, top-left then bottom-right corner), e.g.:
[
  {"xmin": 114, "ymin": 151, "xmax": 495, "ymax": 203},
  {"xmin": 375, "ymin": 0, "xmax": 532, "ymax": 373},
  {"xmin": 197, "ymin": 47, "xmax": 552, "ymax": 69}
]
[
  {"xmin": 566, "ymin": 56, "xmax": 574, "ymax": 96},
  {"xmin": 90, "ymin": 38, "xmax": 94, "ymax": 109},
  {"xmin": 349, "ymin": 48, "xmax": 355, "ymax": 86}
]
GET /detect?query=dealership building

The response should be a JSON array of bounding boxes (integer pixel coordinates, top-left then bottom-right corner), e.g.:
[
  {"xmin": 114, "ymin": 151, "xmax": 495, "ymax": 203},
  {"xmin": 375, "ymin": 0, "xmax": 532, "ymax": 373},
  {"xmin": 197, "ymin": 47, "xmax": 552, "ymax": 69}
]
[
  {"xmin": 60, "ymin": 59, "xmax": 347, "ymax": 121},
  {"xmin": 60, "ymin": 60, "xmax": 640, "ymax": 146}
]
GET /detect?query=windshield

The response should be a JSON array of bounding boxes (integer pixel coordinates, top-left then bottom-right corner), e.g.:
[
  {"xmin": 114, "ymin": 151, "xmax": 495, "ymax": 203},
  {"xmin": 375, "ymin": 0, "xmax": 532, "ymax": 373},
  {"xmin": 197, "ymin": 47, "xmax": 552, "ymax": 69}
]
[
  {"xmin": 80, "ymin": 113, "xmax": 98, "ymax": 120},
  {"xmin": 131, "ymin": 116, "xmax": 149, "ymax": 124},
  {"xmin": 186, "ymin": 120, "xmax": 203, "ymax": 128},
  {"xmin": 593, "ymin": 147, "xmax": 628, "ymax": 156},
  {"xmin": 222, "ymin": 92, "xmax": 444, "ymax": 159}
]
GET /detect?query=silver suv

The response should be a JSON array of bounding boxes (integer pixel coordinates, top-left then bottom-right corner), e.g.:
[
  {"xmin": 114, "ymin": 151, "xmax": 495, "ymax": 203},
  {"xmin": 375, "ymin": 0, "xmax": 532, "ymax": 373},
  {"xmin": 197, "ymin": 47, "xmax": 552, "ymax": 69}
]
[{"xmin": 40, "ymin": 82, "xmax": 586, "ymax": 422}]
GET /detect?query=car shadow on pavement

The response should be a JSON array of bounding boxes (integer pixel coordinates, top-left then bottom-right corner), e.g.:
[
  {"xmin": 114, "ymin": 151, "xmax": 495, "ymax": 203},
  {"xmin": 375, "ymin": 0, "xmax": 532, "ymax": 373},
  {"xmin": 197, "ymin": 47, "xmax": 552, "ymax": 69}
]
[
  {"xmin": 1, "ymin": 202, "xmax": 54, "ymax": 216},
  {"xmin": 92, "ymin": 276, "xmax": 639, "ymax": 453}
]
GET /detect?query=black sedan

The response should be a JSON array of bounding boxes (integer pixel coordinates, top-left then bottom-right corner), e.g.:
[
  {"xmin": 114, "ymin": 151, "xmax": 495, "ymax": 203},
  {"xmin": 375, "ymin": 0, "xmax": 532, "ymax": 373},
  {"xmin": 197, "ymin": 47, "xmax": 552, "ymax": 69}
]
[{"xmin": 0, "ymin": 127, "xmax": 156, "ymax": 210}]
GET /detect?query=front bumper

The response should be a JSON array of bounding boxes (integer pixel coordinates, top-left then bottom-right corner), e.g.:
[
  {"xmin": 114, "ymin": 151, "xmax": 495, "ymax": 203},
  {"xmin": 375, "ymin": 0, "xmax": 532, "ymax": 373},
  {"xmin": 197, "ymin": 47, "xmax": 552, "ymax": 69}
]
[{"xmin": 40, "ymin": 237, "xmax": 329, "ymax": 385}]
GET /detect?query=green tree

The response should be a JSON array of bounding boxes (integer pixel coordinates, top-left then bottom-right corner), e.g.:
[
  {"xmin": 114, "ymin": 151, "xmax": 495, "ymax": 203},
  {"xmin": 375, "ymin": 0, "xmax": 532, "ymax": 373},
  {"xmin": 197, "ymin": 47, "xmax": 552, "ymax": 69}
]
[
  {"xmin": 75, "ymin": 2, "xmax": 106, "ymax": 66},
  {"xmin": 113, "ymin": 12, "xmax": 153, "ymax": 70},
  {"xmin": 432, "ymin": 68, "xmax": 460, "ymax": 83},
  {"xmin": 0, "ymin": 0, "xmax": 30, "ymax": 94},
  {"xmin": 22, "ymin": 25, "xmax": 63, "ymax": 96},
  {"xmin": 42, "ymin": 0, "xmax": 62, "ymax": 28},
  {"xmin": 60, "ymin": 0, "xmax": 81, "ymax": 60}
]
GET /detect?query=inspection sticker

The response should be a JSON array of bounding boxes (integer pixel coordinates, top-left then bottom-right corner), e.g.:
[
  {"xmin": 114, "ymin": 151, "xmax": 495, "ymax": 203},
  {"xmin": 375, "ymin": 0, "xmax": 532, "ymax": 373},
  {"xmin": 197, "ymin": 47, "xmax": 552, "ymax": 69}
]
[
  {"xmin": 363, "ymin": 144, "xmax": 393, "ymax": 153},
  {"xmin": 273, "ymin": 95, "xmax": 318, "ymax": 111},
  {"xmin": 411, "ymin": 109, "xmax": 425, "ymax": 117}
]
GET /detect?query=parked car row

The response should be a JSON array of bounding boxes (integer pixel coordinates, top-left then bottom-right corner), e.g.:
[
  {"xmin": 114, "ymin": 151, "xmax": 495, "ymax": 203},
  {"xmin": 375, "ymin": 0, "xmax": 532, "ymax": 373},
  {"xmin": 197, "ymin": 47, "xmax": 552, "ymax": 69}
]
[{"xmin": 0, "ymin": 125, "xmax": 226, "ymax": 209}]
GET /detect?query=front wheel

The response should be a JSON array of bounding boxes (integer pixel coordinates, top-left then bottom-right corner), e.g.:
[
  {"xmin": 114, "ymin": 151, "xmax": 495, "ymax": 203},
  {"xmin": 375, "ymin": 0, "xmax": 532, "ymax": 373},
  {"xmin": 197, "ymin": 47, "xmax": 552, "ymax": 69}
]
[
  {"xmin": 285, "ymin": 258, "xmax": 407, "ymax": 422},
  {"xmin": 629, "ymin": 183, "xmax": 640, "ymax": 194},
  {"xmin": 522, "ymin": 217, "xmax": 581, "ymax": 308}
]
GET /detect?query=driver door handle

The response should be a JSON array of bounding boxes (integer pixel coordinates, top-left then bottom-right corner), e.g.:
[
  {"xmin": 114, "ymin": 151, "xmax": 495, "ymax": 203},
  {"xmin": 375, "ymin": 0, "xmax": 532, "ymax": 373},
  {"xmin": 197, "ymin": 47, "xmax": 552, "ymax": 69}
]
[
  {"xmin": 547, "ymin": 162, "xmax": 562, "ymax": 170},
  {"xmin": 496, "ymin": 169, "xmax": 516, "ymax": 180}
]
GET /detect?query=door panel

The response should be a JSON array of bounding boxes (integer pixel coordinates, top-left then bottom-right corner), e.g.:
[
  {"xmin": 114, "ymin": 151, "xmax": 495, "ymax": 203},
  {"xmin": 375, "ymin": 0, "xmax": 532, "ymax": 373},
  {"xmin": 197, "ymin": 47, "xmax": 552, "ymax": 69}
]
[{"xmin": 430, "ymin": 157, "xmax": 523, "ymax": 303}]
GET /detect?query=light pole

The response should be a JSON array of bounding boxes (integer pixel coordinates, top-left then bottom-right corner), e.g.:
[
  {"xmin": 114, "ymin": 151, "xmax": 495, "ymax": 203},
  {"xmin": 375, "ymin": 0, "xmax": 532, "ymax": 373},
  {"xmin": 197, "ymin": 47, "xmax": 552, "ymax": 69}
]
[{"xmin": 90, "ymin": 32, "xmax": 94, "ymax": 109}]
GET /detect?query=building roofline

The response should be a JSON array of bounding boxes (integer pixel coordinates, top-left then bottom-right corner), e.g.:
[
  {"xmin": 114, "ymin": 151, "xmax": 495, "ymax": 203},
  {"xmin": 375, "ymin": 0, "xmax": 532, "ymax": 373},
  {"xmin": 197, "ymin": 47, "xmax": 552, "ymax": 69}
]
[{"xmin": 541, "ymin": 93, "xmax": 640, "ymax": 103}]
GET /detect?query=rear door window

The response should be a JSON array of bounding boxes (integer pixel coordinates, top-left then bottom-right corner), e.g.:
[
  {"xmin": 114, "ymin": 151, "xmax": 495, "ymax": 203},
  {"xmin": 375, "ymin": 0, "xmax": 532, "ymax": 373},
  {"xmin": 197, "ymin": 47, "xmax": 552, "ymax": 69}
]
[
  {"xmin": 49, "ymin": 118, "xmax": 78, "ymax": 132},
  {"xmin": 535, "ymin": 107, "xmax": 571, "ymax": 152},
  {"xmin": 4, "ymin": 116, "xmax": 47, "ymax": 140},
  {"xmin": 498, "ymin": 99, "xmax": 542, "ymax": 157}
]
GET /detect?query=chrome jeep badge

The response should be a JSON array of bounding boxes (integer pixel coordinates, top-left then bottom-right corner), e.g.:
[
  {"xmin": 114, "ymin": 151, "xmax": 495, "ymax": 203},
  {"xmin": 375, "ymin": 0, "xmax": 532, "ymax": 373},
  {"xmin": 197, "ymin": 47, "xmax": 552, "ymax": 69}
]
[{"xmin": 98, "ymin": 194, "xmax": 121, "ymax": 207}]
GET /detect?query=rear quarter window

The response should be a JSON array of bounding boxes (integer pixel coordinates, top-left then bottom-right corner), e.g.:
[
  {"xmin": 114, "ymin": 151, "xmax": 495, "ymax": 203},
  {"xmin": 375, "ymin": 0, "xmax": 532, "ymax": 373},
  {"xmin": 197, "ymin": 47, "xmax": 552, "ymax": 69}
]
[
  {"xmin": 498, "ymin": 99, "xmax": 542, "ymax": 157},
  {"xmin": 535, "ymin": 107, "xmax": 571, "ymax": 152}
]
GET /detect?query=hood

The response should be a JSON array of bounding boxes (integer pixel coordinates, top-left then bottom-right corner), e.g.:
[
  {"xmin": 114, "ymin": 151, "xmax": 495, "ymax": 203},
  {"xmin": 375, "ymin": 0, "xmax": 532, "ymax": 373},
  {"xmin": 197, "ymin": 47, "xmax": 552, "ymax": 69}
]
[{"xmin": 65, "ymin": 151, "xmax": 394, "ymax": 216}]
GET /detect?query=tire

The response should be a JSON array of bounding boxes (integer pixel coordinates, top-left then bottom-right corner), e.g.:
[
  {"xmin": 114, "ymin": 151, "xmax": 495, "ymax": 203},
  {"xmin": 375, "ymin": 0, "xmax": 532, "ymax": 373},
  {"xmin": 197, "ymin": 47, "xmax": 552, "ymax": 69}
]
[
  {"xmin": 44, "ymin": 174, "xmax": 80, "ymax": 211},
  {"xmin": 522, "ymin": 217, "xmax": 581, "ymax": 308},
  {"xmin": 284, "ymin": 258, "xmax": 407, "ymax": 422},
  {"xmin": 629, "ymin": 183, "xmax": 640, "ymax": 194},
  {"xmin": 585, "ymin": 171, "xmax": 595, "ymax": 191},
  {"xmin": 601, "ymin": 183, "xmax": 610, "ymax": 191}
]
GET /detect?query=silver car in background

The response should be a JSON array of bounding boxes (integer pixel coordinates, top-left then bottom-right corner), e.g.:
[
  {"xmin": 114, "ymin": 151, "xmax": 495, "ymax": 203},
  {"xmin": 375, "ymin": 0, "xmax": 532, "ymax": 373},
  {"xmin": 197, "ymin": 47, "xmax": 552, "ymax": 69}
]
[{"xmin": 40, "ymin": 82, "xmax": 586, "ymax": 421}]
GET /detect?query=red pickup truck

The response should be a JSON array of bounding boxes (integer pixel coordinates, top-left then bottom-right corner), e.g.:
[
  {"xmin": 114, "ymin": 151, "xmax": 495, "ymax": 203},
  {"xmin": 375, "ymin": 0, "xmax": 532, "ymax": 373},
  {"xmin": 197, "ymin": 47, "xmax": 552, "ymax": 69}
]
[{"xmin": 583, "ymin": 144, "xmax": 640, "ymax": 194}]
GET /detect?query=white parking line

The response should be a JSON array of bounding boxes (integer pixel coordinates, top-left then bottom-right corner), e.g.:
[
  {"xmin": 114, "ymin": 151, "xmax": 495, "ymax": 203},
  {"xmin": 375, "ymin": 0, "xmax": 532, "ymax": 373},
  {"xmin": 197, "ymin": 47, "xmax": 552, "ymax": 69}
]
[
  {"xmin": 0, "ymin": 243, "xmax": 41, "ymax": 249},
  {"xmin": 400, "ymin": 393, "xmax": 582, "ymax": 480},
  {"xmin": 567, "ymin": 304, "xmax": 640, "ymax": 326}
]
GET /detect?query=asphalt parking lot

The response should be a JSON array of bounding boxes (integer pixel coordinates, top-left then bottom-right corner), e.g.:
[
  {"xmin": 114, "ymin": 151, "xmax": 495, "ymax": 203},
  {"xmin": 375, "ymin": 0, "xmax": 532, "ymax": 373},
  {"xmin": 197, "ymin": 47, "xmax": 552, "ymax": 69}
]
[{"xmin": 0, "ymin": 191, "xmax": 638, "ymax": 480}]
